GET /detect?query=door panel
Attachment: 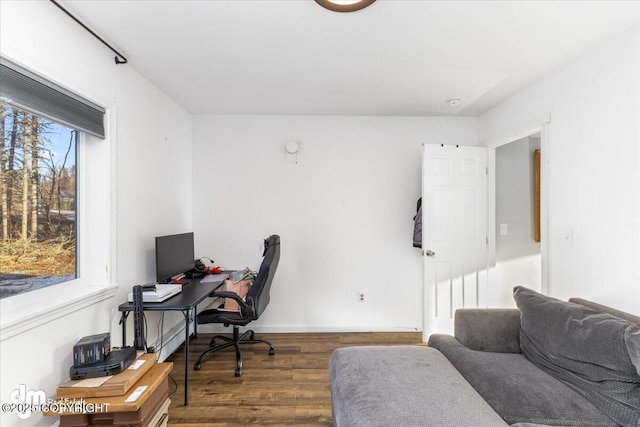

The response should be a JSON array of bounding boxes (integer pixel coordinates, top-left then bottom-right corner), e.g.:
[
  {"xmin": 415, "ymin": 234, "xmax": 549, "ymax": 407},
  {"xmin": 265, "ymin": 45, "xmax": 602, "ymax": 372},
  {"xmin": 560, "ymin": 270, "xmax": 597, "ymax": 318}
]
[{"xmin": 422, "ymin": 144, "xmax": 487, "ymax": 340}]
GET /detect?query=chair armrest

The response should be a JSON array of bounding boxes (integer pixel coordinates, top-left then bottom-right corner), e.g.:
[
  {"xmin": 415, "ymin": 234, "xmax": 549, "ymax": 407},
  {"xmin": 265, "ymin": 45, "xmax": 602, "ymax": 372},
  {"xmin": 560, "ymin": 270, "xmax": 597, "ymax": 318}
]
[
  {"xmin": 454, "ymin": 308, "xmax": 521, "ymax": 353},
  {"xmin": 210, "ymin": 290, "xmax": 241, "ymax": 299},
  {"xmin": 209, "ymin": 291, "xmax": 255, "ymax": 317}
]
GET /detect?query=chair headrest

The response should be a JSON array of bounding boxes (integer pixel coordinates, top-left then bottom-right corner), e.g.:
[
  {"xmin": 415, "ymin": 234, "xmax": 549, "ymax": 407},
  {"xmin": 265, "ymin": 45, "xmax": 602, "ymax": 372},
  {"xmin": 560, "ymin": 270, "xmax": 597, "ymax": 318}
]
[{"xmin": 263, "ymin": 235, "xmax": 280, "ymax": 256}]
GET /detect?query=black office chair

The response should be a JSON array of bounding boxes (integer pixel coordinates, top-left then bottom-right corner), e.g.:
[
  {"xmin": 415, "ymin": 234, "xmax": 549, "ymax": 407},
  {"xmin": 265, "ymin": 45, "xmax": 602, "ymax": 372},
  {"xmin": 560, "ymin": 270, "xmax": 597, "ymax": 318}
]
[{"xmin": 193, "ymin": 234, "xmax": 280, "ymax": 376}]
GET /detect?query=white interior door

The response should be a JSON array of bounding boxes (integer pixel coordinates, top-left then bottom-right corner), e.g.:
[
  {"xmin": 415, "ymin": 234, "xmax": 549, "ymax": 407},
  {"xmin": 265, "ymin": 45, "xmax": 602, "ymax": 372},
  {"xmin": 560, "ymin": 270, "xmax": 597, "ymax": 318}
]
[{"xmin": 422, "ymin": 144, "xmax": 488, "ymax": 341}]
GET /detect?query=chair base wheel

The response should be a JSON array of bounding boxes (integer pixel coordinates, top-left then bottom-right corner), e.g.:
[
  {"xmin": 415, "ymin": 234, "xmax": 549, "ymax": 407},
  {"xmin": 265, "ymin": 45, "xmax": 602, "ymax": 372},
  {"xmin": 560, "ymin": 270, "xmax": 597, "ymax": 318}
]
[{"xmin": 194, "ymin": 327, "xmax": 275, "ymax": 375}]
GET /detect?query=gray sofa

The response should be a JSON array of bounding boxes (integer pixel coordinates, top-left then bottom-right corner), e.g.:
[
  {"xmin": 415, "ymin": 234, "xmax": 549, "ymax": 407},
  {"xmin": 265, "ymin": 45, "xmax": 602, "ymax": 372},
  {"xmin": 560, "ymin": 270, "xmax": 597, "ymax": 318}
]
[{"xmin": 329, "ymin": 287, "xmax": 640, "ymax": 427}]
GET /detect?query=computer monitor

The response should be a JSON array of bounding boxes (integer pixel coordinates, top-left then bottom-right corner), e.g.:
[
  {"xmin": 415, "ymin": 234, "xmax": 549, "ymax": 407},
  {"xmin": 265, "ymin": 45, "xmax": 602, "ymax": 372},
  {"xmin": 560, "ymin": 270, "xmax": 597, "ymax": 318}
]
[{"xmin": 155, "ymin": 232, "xmax": 195, "ymax": 283}]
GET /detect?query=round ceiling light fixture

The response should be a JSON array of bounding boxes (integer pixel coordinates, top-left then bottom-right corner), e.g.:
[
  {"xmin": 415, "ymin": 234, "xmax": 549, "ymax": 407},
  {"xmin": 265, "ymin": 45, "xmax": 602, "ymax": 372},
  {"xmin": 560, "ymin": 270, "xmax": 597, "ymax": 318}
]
[{"xmin": 315, "ymin": 0, "xmax": 377, "ymax": 13}]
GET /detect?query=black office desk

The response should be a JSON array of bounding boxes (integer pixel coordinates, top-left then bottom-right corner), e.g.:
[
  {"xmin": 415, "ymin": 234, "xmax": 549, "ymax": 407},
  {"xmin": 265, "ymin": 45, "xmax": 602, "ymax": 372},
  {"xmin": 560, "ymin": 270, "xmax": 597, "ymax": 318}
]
[{"xmin": 118, "ymin": 280, "xmax": 223, "ymax": 406}]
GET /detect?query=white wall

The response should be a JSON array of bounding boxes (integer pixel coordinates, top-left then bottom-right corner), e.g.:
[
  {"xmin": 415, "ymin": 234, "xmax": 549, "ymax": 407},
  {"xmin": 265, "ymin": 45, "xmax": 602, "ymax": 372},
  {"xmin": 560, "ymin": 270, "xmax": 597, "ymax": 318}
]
[
  {"xmin": 192, "ymin": 115, "xmax": 477, "ymax": 332},
  {"xmin": 0, "ymin": 2, "xmax": 191, "ymax": 426},
  {"xmin": 480, "ymin": 25, "xmax": 640, "ymax": 314}
]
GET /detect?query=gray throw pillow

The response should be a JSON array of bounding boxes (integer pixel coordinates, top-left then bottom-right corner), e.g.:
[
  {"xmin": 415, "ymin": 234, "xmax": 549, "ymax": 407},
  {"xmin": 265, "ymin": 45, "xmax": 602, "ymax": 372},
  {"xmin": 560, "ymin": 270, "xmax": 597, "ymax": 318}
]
[
  {"xmin": 628, "ymin": 327, "xmax": 640, "ymax": 377},
  {"xmin": 513, "ymin": 286, "xmax": 640, "ymax": 427}
]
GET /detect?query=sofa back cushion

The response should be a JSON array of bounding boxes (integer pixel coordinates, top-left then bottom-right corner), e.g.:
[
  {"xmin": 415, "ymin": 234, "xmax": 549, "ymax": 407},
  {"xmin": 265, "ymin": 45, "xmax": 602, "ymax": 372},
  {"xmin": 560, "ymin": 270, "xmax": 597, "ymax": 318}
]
[
  {"xmin": 513, "ymin": 286, "xmax": 640, "ymax": 427},
  {"xmin": 569, "ymin": 297, "xmax": 640, "ymax": 324}
]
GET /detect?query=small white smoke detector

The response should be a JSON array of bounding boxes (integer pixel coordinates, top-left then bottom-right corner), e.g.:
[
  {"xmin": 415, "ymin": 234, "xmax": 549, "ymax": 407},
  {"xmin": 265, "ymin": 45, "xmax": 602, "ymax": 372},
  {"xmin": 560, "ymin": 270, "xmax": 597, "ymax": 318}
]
[
  {"xmin": 447, "ymin": 98, "xmax": 462, "ymax": 107},
  {"xmin": 285, "ymin": 140, "xmax": 300, "ymax": 154}
]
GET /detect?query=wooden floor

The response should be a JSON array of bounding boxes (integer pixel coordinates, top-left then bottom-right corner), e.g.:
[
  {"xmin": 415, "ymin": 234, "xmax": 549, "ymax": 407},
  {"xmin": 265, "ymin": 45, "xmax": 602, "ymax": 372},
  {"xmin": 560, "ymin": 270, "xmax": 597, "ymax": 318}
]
[{"xmin": 165, "ymin": 332, "xmax": 422, "ymax": 426}]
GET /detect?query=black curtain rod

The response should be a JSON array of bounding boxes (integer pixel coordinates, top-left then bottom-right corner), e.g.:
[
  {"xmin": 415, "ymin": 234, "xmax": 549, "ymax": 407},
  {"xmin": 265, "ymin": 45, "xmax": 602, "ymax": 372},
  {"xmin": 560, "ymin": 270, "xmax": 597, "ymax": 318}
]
[{"xmin": 50, "ymin": 0, "xmax": 128, "ymax": 65}]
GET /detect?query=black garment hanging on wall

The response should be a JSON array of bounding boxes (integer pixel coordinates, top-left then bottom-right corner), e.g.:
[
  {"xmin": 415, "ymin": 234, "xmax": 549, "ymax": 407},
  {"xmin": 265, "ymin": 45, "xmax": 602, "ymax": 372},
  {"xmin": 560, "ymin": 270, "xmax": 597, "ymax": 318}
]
[{"xmin": 413, "ymin": 198, "xmax": 422, "ymax": 248}]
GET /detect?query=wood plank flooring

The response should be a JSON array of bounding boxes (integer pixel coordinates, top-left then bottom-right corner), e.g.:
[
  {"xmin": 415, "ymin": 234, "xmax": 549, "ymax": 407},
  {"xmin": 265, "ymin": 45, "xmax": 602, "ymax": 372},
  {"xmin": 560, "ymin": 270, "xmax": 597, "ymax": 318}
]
[{"xmin": 165, "ymin": 332, "xmax": 422, "ymax": 426}]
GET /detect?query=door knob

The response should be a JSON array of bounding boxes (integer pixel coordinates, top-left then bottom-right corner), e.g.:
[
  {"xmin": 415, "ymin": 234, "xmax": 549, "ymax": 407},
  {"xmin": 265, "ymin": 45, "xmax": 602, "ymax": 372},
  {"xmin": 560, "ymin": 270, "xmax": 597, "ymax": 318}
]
[{"xmin": 425, "ymin": 250, "xmax": 436, "ymax": 257}]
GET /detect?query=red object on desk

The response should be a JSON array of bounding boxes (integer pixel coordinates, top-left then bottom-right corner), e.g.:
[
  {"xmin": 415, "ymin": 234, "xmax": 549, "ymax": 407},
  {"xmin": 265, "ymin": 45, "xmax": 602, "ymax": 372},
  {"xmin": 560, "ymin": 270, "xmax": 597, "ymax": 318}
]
[{"xmin": 202, "ymin": 266, "xmax": 221, "ymax": 274}]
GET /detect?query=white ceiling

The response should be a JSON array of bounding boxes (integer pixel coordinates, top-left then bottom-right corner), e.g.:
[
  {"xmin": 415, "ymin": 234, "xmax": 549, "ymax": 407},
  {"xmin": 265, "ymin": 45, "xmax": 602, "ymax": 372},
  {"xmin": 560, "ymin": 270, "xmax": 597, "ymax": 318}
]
[{"xmin": 61, "ymin": 0, "xmax": 640, "ymax": 116}]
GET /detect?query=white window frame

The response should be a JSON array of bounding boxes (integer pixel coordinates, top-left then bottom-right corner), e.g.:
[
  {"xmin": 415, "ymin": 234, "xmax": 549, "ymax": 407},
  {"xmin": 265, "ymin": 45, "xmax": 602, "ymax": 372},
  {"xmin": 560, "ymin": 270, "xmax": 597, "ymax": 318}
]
[{"xmin": 0, "ymin": 87, "xmax": 117, "ymax": 341}]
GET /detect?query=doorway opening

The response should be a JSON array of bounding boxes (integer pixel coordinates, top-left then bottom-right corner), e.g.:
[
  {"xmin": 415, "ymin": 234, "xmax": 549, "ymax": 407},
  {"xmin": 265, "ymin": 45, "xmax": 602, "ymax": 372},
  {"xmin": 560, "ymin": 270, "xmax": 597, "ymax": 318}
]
[{"xmin": 491, "ymin": 133, "xmax": 542, "ymax": 306}]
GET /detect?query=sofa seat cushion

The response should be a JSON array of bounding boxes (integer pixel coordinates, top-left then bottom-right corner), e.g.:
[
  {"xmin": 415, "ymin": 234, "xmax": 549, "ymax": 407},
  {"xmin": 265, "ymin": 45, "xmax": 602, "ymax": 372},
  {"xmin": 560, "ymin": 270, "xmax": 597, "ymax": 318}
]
[
  {"xmin": 328, "ymin": 346, "xmax": 508, "ymax": 427},
  {"xmin": 429, "ymin": 334, "xmax": 617, "ymax": 426}
]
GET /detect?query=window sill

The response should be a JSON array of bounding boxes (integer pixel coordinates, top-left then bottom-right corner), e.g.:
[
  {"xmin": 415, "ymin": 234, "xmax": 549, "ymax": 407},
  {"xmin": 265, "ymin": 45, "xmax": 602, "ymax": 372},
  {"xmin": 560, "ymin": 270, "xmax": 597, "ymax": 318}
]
[{"xmin": 0, "ymin": 281, "xmax": 118, "ymax": 341}]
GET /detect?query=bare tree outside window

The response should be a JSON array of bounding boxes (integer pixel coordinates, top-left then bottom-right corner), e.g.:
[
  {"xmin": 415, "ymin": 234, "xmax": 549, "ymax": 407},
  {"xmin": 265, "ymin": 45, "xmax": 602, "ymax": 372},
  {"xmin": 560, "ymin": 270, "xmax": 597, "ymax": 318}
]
[{"xmin": 0, "ymin": 102, "xmax": 77, "ymax": 298}]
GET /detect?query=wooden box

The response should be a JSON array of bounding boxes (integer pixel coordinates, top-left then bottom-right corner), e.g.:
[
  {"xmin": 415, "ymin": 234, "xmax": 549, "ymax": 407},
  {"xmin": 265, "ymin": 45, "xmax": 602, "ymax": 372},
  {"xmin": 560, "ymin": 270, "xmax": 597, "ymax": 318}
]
[
  {"xmin": 59, "ymin": 378, "xmax": 169, "ymax": 426},
  {"xmin": 46, "ymin": 362, "xmax": 172, "ymax": 416},
  {"xmin": 57, "ymin": 353, "xmax": 157, "ymax": 399}
]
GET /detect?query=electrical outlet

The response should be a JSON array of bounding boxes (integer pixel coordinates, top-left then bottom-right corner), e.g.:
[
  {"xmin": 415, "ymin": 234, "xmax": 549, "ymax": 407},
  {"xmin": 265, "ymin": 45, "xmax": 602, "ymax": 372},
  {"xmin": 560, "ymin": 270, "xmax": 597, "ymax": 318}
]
[{"xmin": 358, "ymin": 293, "xmax": 365, "ymax": 303}]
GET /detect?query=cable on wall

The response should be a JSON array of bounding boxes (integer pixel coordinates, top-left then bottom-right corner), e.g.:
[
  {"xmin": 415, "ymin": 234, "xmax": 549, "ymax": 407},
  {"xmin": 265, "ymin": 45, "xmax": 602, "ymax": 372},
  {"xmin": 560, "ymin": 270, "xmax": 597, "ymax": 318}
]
[{"xmin": 49, "ymin": 0, "xmax": 128, "ymax": 65}]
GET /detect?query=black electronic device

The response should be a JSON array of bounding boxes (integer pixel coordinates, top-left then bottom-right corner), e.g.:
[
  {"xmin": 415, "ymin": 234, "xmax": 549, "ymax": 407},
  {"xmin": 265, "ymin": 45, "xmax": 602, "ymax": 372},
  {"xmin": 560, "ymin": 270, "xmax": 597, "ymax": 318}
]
[
  {"xmin": 185, "ymin": 269, "xmax": 204, "ymax": 279},
  {"xmin": 73, "ymin": 333, "xmax": 110, "ymax": 366},
  {"xmin": 132, "ymin": 285, "xmax": 145, "ymax": 351},
  {"xmin": 155, "ymin": 232, "xmax": 195, "ymax": 283},
  {"xmin": 69, "ymin": 347, "xmax": 136, "ymax": 380}
]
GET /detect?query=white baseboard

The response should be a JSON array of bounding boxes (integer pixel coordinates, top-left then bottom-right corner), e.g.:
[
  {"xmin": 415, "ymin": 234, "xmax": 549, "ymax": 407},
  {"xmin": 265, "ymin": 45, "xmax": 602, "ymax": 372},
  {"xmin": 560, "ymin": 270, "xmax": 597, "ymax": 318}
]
[
  {"xmin": 147, "ymin": 322, "xmax": 421, "ymax": 363},
  {"xmin": 195, "ymin": 324, "xmax": 421, "ymax": 334}
]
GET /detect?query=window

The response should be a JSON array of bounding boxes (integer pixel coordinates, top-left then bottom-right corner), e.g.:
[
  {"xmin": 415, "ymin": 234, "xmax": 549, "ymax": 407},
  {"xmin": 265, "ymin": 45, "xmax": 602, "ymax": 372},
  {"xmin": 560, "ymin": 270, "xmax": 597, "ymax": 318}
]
[
  {"xmin": 0, "ymin": 104, "xmax": 78, "ymax": 298},
  {"xmin": 0, "ymin": 57, "xmax": 105, "ymax": 300}
]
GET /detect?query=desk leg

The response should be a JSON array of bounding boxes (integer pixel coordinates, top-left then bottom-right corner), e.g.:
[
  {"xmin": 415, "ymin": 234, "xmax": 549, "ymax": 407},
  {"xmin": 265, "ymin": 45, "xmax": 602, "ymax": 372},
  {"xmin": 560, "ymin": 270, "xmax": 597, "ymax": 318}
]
[
  {"xmin": 193, "ymin": 307, "xmax": 198, "ymax": 338},
  {"xmin": 183, "ymin": 310, "xmax": 190, "ymax": 406}
]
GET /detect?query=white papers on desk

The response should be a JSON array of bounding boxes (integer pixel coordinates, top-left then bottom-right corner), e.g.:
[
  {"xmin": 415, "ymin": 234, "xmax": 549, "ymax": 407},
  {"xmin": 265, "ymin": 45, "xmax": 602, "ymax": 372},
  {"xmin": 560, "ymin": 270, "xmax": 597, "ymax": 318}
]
[{"xmin": 200, "ymin": 273, "xmax": 229, "ymax": 283}]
